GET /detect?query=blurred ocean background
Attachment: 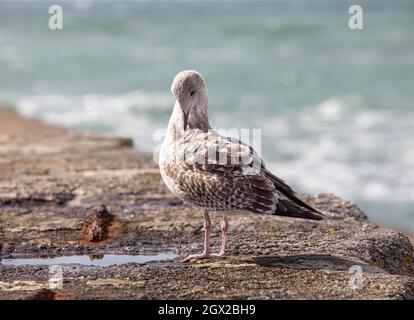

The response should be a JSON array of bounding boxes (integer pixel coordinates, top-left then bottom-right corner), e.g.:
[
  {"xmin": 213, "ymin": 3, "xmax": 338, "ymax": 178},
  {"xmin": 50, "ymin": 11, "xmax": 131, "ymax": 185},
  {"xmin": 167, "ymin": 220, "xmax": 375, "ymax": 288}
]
[{"xmin": 0, "ymin": 0, "xmax": 413, "ymax": 230}]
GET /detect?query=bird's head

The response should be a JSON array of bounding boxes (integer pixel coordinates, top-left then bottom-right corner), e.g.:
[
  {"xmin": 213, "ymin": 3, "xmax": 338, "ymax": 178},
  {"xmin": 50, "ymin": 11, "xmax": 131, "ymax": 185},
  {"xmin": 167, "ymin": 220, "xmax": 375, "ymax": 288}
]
[{"xmin": 171, "ymin": 70, "xmax": 209, "ymax": 131}]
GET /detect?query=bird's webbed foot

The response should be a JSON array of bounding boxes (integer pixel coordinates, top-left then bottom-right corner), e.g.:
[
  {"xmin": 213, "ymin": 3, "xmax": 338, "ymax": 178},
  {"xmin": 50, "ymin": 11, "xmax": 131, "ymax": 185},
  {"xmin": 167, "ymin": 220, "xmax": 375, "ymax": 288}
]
[{"xmin": 181, "ymin": 251, "xmax": 211, "ymax": 262}]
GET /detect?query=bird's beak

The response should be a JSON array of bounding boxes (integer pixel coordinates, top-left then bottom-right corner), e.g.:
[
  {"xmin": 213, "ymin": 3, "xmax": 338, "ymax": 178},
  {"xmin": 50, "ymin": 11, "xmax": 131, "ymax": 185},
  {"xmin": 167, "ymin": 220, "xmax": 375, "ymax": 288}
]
[
  {"xmin": 183, "ymin": 110, "xmax": 190, "ymax": 130},
  {"xmin": 182, "ymin": 109, "xmax": 190, "ymax": 130}
]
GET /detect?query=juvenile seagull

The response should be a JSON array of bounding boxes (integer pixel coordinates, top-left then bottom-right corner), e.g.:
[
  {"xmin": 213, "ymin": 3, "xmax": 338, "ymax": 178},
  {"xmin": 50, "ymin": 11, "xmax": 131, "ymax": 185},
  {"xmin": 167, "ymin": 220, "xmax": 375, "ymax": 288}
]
[{"xmin": 159, "ymin": 70, "xmax": 324, "ymax": 262}]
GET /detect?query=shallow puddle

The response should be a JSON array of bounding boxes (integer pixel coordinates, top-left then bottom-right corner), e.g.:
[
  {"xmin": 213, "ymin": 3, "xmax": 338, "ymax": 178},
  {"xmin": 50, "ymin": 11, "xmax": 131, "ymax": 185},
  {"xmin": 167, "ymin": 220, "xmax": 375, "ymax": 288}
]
[{"xmin": 1, "ymin": 253, "xmax": 177, "ymax": 266}]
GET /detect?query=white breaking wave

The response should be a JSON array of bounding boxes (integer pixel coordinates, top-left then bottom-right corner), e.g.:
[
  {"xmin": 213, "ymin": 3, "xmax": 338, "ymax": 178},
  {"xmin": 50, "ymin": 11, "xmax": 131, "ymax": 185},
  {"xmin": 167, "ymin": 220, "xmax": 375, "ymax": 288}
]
[
  {"xmin": 264, "ymin": 96, "xmax": 414, "ymax": 204},
  {"xmin": 2, "ymin": 92, "xmax": 414, "ymax": 206},
  {"xmin": 5, "ymin": 90, "xmax": 173, "ymax": 150}
]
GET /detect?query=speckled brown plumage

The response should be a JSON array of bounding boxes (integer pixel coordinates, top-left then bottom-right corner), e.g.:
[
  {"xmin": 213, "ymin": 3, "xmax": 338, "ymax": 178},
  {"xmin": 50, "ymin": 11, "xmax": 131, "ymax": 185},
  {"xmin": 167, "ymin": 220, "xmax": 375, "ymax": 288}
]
[
  {"xmin": 160, "ymin": 70, "xmax": 323, "ymax": 261},
  {"xmin": 161, "ymin": 130, "xmax": 323, "ymax": 220}
]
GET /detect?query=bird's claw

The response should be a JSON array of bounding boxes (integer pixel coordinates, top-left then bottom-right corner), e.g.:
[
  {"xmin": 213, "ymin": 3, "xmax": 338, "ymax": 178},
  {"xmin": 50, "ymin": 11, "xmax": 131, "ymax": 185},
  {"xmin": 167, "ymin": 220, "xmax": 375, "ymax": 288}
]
[
  {"xmin": 181, "ymin": 251, "xmax": 226, "ymax": 262},
  {"xmin": 181, "ymin": 252, "xmax": 211, "ymax": 262}
]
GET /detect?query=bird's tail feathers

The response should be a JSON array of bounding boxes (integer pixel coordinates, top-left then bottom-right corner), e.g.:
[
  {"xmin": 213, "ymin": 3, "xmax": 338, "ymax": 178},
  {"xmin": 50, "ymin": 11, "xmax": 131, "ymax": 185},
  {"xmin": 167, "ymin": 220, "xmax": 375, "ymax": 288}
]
[{"xmin": 275, "ymin": 195, "xmax": 325, "ymax": 221}]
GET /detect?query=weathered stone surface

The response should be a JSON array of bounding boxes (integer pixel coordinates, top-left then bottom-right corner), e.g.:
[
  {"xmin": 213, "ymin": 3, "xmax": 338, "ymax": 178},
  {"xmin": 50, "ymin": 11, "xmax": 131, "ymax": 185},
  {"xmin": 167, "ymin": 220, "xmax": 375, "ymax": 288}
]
[{"xmin": 0, "ymin": 107, "xmax": 413, "ymax": 300}]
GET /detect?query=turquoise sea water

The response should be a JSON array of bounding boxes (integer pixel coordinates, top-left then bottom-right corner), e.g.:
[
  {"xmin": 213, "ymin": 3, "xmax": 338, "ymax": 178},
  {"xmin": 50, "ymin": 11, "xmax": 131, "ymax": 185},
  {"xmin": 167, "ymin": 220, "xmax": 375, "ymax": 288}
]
[{"xmin": 0, "ymin": 1, "xmax": 413, "ymax": 230}]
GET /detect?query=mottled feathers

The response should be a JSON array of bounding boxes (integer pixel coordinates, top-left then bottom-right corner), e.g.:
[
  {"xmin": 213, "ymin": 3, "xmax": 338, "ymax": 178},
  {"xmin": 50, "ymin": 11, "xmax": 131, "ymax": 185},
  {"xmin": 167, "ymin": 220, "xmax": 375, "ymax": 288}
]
[{"xmin": 161, "ymin": 129, "xmax": 324, "ymax": 220}]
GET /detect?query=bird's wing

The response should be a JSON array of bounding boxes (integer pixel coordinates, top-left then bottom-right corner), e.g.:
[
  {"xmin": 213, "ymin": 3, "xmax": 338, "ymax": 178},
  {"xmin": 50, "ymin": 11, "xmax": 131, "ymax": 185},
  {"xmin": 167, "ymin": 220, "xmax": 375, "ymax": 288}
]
[
  {"xmin": 178, "ymin": 129, "xmax": 261, "ymax": 174},
  {"xmin": 170, "ymin": 130, "xmax": 323, "ymax": 219}
]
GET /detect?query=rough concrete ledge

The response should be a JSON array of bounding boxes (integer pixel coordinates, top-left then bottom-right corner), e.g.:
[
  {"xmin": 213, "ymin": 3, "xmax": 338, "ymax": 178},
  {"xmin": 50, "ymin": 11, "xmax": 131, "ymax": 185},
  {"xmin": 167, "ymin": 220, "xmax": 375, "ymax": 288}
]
[{"xmin": 0, "ymin": 107, "xmax": 413, "ymax": 300}]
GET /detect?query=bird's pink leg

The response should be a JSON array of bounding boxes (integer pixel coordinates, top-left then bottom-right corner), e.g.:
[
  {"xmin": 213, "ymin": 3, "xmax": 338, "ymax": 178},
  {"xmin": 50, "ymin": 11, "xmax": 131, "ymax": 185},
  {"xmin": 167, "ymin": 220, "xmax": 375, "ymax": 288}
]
[
  {"xmin": 182, "ymin": 211, "xmax": 211, "ymax": 262},
  {"xmin": 213, "ymin": 215, "xmax": 229, "ymax": 257}
]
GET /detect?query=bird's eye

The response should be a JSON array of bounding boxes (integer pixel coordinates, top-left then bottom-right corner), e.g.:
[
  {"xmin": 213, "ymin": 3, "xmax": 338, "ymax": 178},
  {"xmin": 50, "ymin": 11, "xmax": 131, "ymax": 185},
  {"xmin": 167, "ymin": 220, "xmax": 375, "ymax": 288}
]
[{"xmin": 190, "ymin": 90, "xmax": 195, "ymax": 96}]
